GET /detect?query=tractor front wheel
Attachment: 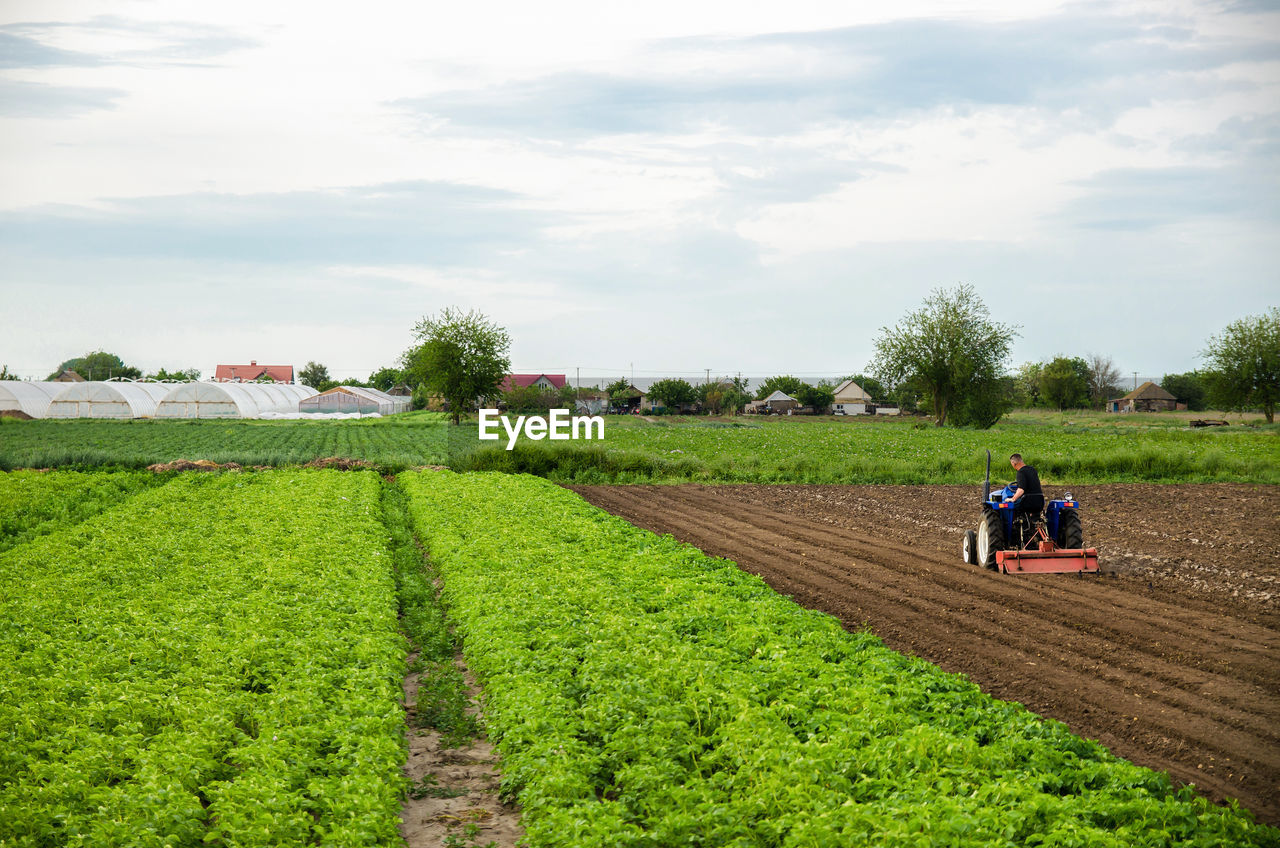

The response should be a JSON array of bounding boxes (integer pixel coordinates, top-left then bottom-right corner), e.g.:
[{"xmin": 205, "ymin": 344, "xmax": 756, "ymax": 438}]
[
  {"xmin": 976, "ymin": 511, "xmax": 1003, "ymax": 570},
  {"xmin": 962, "ymin": 529, "xmax": 977, "ymax": 565},
  {"xmin": 1058, "ymin": 508, "xmax": 1083, "ymax": 549}
]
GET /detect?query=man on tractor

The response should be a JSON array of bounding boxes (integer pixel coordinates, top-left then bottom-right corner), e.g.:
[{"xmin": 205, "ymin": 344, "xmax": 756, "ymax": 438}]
[{"xmin": 1008, "ymin": 453, "xmax": 1045, "ymax": 544}]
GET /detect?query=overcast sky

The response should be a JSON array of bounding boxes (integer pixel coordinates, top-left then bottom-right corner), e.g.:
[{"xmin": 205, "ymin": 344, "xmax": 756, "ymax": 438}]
[{"xmin": 1, "ymin": 0, "xmax": 1276, "ymax": 384}]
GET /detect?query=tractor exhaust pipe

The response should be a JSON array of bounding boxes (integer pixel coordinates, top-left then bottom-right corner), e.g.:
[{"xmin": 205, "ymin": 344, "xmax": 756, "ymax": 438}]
[{"xmin": 984, "ymin": 449, "xmax": 991, "ymax": 501}]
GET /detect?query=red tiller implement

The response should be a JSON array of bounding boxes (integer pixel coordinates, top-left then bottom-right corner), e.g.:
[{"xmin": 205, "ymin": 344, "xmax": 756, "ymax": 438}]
[{"xmin": 995, "ymin": 524, "xmax": 1100, "ymax": 574}]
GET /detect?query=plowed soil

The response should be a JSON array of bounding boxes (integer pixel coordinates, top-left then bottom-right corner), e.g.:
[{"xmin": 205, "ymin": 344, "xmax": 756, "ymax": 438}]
[{"xmin": 571, "ymin": 483, "xmax": 1280, "ymax": 824}]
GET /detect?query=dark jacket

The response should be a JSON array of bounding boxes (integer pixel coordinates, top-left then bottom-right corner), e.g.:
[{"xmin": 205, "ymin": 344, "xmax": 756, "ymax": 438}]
[{"xmin": 1015, "ymin": 464, "xmax": 1044, "ymax": 513}]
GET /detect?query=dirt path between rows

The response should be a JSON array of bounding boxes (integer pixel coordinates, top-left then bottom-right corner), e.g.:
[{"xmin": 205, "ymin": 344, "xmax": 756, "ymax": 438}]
[{"xmin": 571, "ymin": 483, "xmax": 1280, "ymax": 825}]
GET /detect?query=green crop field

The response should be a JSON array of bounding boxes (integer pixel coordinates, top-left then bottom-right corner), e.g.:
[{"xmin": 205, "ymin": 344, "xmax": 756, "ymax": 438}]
[
  {"xmin": 2, "ymin": 410, "xmax": 1276, "ymax": 484},
  {"xmin": 460, "ymin": 413, "xmax": 1280, "ymax": 485},
  {"xmin": 0, "ymin": 471, "xmax": 408, "ymax": 846},
  {"xmin": 0, "ymin": 412, "xmax": 457, "ymax": 472},
  {"xmin": 2, "ymin": 467, "xmax": 1277, "ymax": 846}
]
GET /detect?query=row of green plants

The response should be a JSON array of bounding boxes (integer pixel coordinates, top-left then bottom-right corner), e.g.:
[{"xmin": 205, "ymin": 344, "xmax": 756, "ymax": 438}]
[
  {"xmin": 0, "ymin": 414, "xmax": 455, "ymax": 471},
  {"xmin": 0, "ymin": 469, "xmax": 164, "ymax": 552},
  {"xmin": 0, "ymin": 471, "xmax": 407, "ymax": 846},
  {"xmin": 401, "ymin": 471, "xmax": 1277, "ymax": 847},
  {"xmin": 459, "ymin": 416, "xmax": 1280, "ymax": 485},
  {"xmin": 3, "ymin": 413, "xmax": 1275, "ymax": 484}
]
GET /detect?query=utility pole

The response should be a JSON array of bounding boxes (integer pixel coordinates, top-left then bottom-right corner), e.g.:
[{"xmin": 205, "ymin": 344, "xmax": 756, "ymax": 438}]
[
  {"xmin": 705, "ymin": 368, "xmax": 710, "ymax": 385},
  {"xmin": 1133, "ymin": 371, "xmax": 1139, "ymax": 391}
]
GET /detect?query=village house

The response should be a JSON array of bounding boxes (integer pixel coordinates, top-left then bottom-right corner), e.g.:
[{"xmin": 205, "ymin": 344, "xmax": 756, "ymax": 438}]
[
  {"xmin": 1108, "ymin": 381, "xmax": 1182, "ymax": 413},
  {"xmin": 214, "ymin": 361, "xmax": 295, "ymax": 384},
  {"xmin": 831, "ymin": 379, "xmax": 872, "ymax": 415}
]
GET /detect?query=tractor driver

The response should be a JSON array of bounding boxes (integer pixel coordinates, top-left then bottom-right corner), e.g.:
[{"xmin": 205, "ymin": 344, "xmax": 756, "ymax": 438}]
[{"xmin": 1008, "ymin": 454, "xmax": 1045, "ymax": 521}]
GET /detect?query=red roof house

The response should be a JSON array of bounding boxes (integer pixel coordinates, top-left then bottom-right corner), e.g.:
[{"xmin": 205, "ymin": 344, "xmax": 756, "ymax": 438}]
[
  {"xmin": 500, "ymin": 374, "xmax": 567, "ymax": 392},
  {"xmin": 214, "ymin": 360, "xmax": 295, "ymax": 383}
]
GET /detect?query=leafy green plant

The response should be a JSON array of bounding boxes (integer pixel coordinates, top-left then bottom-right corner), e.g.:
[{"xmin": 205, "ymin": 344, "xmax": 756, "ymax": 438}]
[{"xmin": 0, "ymin": 470, "xmax": 407, "ymax": 846}]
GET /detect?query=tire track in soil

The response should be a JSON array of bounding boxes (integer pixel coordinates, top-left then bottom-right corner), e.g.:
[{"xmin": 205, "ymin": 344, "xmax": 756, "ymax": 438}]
[{"xmin": 571, "ymin": 483, "xmax": 1280, "ymax": 826}]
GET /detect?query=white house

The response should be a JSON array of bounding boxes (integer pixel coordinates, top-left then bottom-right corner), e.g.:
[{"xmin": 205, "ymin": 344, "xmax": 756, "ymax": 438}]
[{"xmin": 832, "ymin": 379, "xmax": 872, "ymax": 415}]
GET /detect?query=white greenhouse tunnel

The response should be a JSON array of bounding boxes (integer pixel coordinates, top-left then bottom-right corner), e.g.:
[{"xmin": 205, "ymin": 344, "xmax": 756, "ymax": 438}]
[
  {"xmin": 47, "ymin": 382, "xmax": 172, "ymax": 419},
  {"xmin": 0, "ymin": 382, "xmax": 65, "ymax": 419},
  {"xmin": 153, "ymin": 382, "xmax": 318, "ymax": 419},
  {"xmin": 5, "ymin": 381, "xmax": 325, "ymax": 420}
]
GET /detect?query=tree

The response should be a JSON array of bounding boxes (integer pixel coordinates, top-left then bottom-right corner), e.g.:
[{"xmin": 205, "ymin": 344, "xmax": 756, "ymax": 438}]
[
  {"xmin": 870, "ymin": 284, "xmax": 1016, "ymax": 426},
  {"xmin": 1085, "ymin": 353, "xmax": 1122, "ymax": 408},
  {"xmin": 605, "ymin": 378, "xmax": 631, "ymax": 399},
  {"xmin": 1202, "ymin": 307, "xmax": 1280, "ymax": 422},
  {"xmin": 368, "ymin": 367, "xmax": 403, "ymax": 392},
  {"xmin": 402, "ymin": 307, "xmax": 512, "ymax": 424},
  {"xmin": 697, "ymin": 381, "xmax": 747, "ymax": 415},
  {"xmin": 0, "ymin": 365, "xmax": 20, "ymax": 380},
  {"xmin": 647, "ymin": 378, "xmax": 696, "ymax": 411},
  {"xmin": 796, "ymin": 381, "xmax": 835, "ymax": 413},
  {"xmin": 48, "ymin": 351, "xmax": 141, "ymax": 381},
  {"xmin": 1161, "ymin": 371, "xmax": 1207, "ymax": 412},
  {"xmin": 755, "ymin": 375, "xmax": 806, "ymax": 401},
  {"xmin": 299, "ymin": 361, "xmax": 331, "ymax": 389},
  {"xmin": 951, "ymin": 374, "xmax": 1015, "ymax": 428},
  {"xmin": 503, "ymin": 383, "xmax": 555, "ymax": 413},
  {"xmin": 147, "ymin": 367, "xmax": 201, "ymax": 381},
  {"xmin": 1012, "ymin": 362, "xmax": 1044, "ymax": 407},
  {"xmin": 1040, "ymin": 356, "xmax": 1090, "ymax": 410}
]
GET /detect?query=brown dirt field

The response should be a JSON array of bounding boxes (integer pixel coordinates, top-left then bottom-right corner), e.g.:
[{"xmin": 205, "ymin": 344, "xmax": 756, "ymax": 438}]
[{"xmin": 571, "ymin": 483, "xmax": 1280, "ymax": 825}]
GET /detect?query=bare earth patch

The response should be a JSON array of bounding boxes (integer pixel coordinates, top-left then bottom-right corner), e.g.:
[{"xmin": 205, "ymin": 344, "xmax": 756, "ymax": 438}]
[{"xmin": 401, "ymin": 650, "xmax": 524, "ymax": 848}]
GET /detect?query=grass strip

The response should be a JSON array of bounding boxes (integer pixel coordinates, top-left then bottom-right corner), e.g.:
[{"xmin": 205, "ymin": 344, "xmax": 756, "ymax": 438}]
[
  {"xmin": 382, "ymin": 476, "xmax": 478, "ymax": 747},
  {"xmin": 401, "ymin": 471, "xmax": 1278, "ymax": 847}
]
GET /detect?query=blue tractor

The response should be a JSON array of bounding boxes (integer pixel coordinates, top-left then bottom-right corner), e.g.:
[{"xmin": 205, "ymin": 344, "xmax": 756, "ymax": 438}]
[{"xmin": 961, "ymin": 451, "xmax": 1098, "ymax": 574}]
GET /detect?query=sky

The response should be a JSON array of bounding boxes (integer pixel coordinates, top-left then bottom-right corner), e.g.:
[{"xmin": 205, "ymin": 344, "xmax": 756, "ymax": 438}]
[{"xmin": 1, "ymin": 0, "xmax": 1277, "ymax": 385}]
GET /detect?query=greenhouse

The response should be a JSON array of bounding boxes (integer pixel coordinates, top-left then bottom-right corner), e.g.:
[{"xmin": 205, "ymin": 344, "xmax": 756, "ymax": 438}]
[
  {"xmin": 298, "ymin": 386, "xmax": 410, "ymax": 416},
  {"xmin": 47, "ymin": 381, "xmax": 173, "ymax": 419},
  {"xmin": 0, "ymin": 382, "xmax": 67, "ymax": 419},
  {"xmin": 155, "ymin": 382, "xmax": 318, "ymax": 419},
  {"xmin": 155, "ymin": 382, "xmax": 264, "ymax": 419}
]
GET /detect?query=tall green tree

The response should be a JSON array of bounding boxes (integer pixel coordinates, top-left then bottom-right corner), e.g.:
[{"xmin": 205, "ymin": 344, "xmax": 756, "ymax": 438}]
[
  {"xmin": 755, "ymin": 375, "xmax": 806, "ymax": 401},
  {"xmin": 697, "ymin": 381, "xmax": 747, "ymax": 415},
  {"xmin": 605, "ymin": 378, "xmax": 632, "ymax": 401},
  {"xmin": 147, "ymin": 367, "xmax": 201, "ymax": 381},
  {"xmin": 1202, "ymin": 307, "xmax": 1280, "ymax": 422},
  {"xmin": 48, "ymin": 351, "xmax": 141, "ymax": 381},
  {"xmin": 0, "ymin": 365, "xmax": 20, "ymax": 380},
  {"xmin": 797, "ymin": 381, "xmax": 835, "ymax": 413},
  {"xmin": 367, "ymin": 367, "xmax": 404, "ymax": 391},
  {"xmin": 870, "ymin": 284, "xmax": 1016, "ymax": 426},
  {"xmin": 647, "ymin": 378, "xmax": 696, "ymax": 410},
  {"xmin": 1012, "ymin": 362, "xmax": 1044, "ymax": 407},
  {"xmin": 299, "ymin": 361, "xmax": 331, "ymax": 389},
  {"xmin": 1161, "ymin": 371, "xmax": 1208, "ymax": 412},
  {"xmin": 1040, "ymin": 356, "xmax": 1090, "ymax": 410},
  {"xmin": 402, "ymin": 307, "xmax": 512, "ymax": 424}
]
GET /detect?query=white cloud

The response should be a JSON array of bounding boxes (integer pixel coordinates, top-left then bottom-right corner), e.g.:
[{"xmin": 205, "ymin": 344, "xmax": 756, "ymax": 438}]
[{"xmin": 0, "ymin": 0, "xmax": 1276, "ymax": 381}]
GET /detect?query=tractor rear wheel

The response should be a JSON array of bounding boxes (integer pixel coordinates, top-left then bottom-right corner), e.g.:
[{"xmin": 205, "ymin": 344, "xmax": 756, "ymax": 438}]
[
  {"xmin": 1058, "ymin": 508, "xmax": 1083, "ymax": 549},
  {"xmin": 962, "ymin": 529, "xmax": 977, "ymax": 565},
  {"xmin": 976, "ymin": 512, "xmax": 1003, "ymax": 570}
]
